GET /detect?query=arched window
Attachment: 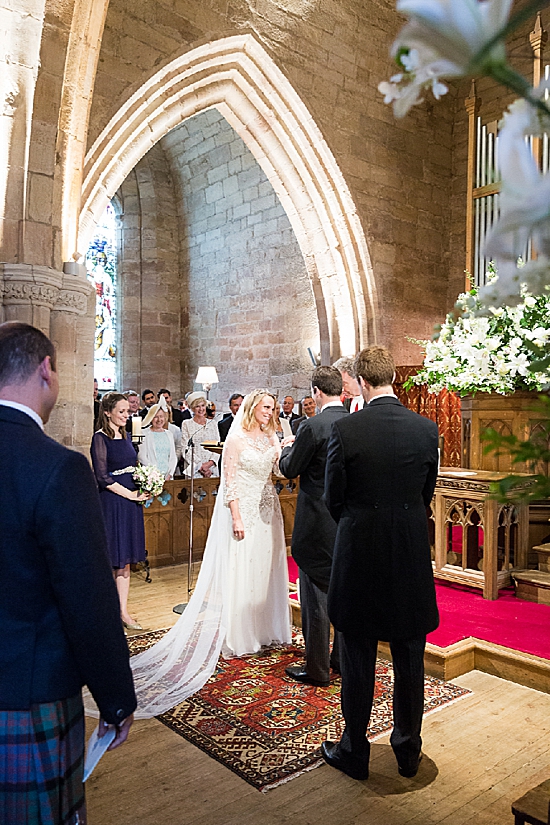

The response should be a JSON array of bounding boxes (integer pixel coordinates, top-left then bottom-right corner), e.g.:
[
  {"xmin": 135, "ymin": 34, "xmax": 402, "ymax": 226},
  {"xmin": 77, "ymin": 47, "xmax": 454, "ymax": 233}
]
[{"xmin": 86, "ymin": 202, "xmax": 118, "ymax": 390}]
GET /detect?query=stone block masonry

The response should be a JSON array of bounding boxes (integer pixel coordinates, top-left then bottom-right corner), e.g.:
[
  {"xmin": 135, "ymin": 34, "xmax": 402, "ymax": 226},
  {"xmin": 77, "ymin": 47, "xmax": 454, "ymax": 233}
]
[{"xmin": 161, "ymin": 109, "xmax": 319, "ymax": 406}]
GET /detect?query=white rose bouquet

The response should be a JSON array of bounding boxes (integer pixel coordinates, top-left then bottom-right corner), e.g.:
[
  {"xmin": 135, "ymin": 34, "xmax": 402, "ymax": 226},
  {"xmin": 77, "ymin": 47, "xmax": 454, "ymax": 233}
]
[{"xmin": 133, "ymin": 464, "xmax": 165, "ymax": 500}]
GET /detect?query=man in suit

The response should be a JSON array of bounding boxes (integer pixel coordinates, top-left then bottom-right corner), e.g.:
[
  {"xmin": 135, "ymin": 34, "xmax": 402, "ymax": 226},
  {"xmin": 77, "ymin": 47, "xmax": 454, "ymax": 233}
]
[
  {"xmin": 218, "ymin": 392, "xmax": 244, "ymax": 442},
  {"xmin": 279, "ymin": 366, "xmax": 348, "ymax": 686},
  {"xmin": 279, "ymin": 394, "xmax": 301, "ymax": 427},
  {"xmin": 139, "ymin": 388, "xmax": 156, "ymax": 417},
  {"xmin": 0, "ymin": 322, "xmax": 137, "ymax": 822},
  {"xmin": 94, "ymin": 377, "xmax": 101, "ymax": 427},
  {"xmin": 322, "ymin": 345, "xmax": 439, "ymax": 781},
  {"xmin": 333, "ymin": 356, "xmax": 364, "ymax": 413},
  {"xmin": 290, "ymin": 394, "xmax": 316, "ymax": 435},
  {"xmin": 124, "ymin": 389, "xmax": 140, "ymax": 434},
  {"xmin": 158, "ymin": 388, "xmax": 185, "ymax": 427}
]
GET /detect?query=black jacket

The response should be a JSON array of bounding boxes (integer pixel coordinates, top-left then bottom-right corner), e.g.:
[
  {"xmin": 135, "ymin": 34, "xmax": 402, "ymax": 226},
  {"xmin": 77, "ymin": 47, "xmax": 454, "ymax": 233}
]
[
  {"xmin": 218, "ymin": 413, "xmax": 234, "ymax": 442},
  {"xmin": 325, "ymin": 397, "xmax": 439, "ymax": 640},
  {"xmin": 279, "ymin": 405, "xmax": 348, "ymax": 589},
  {"xmin": 0, "ymin": 405, "xmax": 137, "ymax": 722}
]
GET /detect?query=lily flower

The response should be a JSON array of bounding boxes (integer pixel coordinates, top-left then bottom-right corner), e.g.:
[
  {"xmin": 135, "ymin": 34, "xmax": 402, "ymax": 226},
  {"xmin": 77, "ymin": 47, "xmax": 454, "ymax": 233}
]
[
  {"xmin": 482, "ymin": 97, "xmax": 550, "ymax": 305},
  {"xmin": 379, "ymin": 0, "xmax": 514, "ymax": 116}
]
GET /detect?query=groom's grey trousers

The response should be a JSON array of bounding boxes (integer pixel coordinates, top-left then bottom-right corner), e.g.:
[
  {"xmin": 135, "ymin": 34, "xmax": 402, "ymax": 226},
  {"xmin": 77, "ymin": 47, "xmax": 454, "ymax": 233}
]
[{"xmin": 299, "ymin": 569, "xmax": 340, "ymax": 682}]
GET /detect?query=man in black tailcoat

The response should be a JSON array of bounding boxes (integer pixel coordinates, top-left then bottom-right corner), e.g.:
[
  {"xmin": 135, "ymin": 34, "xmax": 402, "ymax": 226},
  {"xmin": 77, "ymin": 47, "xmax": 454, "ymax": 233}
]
[
  {"xmin": 279, "ymin": 366, "xmax": 348, "ymax": 686},
  {"xmin": 322, "ymin": 345, "xmax": 439, "ymax": 781},
  {"xmin": 0, "ymin": 322, "xmax": 137, "ymax": 821},
  {"xmin": 218, "ymin": 393, "xmax": 244, "ymax": 442}
]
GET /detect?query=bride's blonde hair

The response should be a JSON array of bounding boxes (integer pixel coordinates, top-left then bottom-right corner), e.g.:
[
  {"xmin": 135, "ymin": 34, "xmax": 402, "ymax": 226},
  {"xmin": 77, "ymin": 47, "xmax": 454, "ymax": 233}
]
[{"xmin": 240, "ymin": 389, "xmax": 277, "ymax": 435}]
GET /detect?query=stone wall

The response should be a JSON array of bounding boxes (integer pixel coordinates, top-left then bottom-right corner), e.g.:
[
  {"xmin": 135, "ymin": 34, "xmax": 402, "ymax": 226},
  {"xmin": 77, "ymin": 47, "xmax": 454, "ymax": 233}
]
[
  {"xmin": 88, "ymin": 0, "xmax": 456, "ymax": 364},
  {"xmin": 161, "ymin": 109, "xmax": 318, "ymax": 403},
  {"xmin": 116, "ymin": 142, "xmax": 182, "ymax": 396}
]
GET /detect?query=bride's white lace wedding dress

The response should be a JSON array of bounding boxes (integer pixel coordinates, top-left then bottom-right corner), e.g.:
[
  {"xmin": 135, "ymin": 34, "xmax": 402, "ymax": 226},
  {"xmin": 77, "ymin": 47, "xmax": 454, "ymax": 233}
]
[
  {"xmin": 115, "ymin": 407, "xmax": 292, "ymax": 719},
  {"xmin": 222, "ymin": 430, "xmax": 291, "ymax": 657}
]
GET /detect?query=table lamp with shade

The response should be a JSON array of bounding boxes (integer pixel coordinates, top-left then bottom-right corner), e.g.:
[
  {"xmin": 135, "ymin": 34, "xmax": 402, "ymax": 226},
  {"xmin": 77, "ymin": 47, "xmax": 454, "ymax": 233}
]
[{"xmin": 195, "ymin": 366, "xmax": 219, "ymax": 398}]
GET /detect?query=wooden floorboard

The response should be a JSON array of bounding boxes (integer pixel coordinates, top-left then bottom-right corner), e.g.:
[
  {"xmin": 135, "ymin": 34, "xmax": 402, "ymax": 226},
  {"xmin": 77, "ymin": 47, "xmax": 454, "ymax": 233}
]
[{"xmin": 86, "ymin": 564, "xmax": 550, "ymax": 825}]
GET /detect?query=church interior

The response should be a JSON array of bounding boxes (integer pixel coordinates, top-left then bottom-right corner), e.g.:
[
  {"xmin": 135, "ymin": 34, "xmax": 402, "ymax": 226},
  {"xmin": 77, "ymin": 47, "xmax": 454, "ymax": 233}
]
[{"xmin": 2, "ymin": 0, "xmax": 550, "ymax": 822}]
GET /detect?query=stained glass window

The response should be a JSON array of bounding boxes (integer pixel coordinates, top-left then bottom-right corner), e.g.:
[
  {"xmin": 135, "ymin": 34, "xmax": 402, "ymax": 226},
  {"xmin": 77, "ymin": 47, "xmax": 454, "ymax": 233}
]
[{"xmin": 86, "ymin": 202, "xmax": 118, "ymax": 390}]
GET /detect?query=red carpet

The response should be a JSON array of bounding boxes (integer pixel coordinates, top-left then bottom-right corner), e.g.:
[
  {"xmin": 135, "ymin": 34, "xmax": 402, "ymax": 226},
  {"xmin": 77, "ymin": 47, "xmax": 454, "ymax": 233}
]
[
  {"xmin": 428, "ymin": 581, "xmax": 550, "ymax": 659},
  {"xmin": 287, "ymin": 560, "xmax": 550, "ymax": 661}
]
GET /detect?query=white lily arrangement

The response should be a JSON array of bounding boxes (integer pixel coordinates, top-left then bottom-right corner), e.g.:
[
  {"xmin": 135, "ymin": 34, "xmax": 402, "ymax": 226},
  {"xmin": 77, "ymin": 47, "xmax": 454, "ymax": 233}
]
[
  {"xmin": 379, "ymin": 0, "xmax": 550, "ymax": 308},
  {"xmin": 407, "ymin": 267, "xmax": 550, "ymax": 395}
]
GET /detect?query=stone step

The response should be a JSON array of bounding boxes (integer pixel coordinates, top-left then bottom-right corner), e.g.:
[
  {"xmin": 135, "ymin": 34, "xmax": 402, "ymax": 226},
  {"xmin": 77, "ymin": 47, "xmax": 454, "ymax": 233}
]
[
  {"xmin": 512, "ymin": 569, "xmax": 550, "ymax": 605},
  {"xmin": 534, "ymin": 542, "xmax": 550, "ymax": 574},
  {"xmin": 512, "ymin": 777, "xmax": 550, "ymax": 825}
]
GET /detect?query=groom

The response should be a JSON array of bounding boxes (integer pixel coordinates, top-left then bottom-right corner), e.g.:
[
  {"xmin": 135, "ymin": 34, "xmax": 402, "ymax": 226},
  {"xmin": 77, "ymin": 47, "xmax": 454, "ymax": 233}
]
[
  {"xmin": 279, "ymin": 366, "xmax": 348, "ymax": 686},
  {"xmin": 322, "ymin": 345, "xmax": 439, "ymax": 781}
]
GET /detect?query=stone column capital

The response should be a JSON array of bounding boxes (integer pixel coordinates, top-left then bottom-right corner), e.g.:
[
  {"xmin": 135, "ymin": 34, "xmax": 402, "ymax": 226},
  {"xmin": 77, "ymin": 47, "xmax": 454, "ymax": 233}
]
[
  {"xmin": 0, "ymin": 263, "xmax": 93, "ymax": 315},
  {"xmin": 0, "ymin": 264, "xmax": 64, "ymax": 309},
  {"xmin": 57, "ymin": 272, "xmax": 94, "ymax": 315}
]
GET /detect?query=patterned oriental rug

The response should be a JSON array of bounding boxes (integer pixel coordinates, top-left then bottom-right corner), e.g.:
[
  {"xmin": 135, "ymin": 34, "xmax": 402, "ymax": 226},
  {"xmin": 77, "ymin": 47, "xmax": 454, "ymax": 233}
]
[{"xmin": 128, "ymin": 629, "xmax": 471, "ymax": 792}]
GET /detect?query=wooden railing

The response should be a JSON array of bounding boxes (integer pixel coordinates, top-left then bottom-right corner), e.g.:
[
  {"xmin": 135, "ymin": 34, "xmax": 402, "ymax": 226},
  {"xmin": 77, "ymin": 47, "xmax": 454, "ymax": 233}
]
[{"xmin": 144, "ymin": 470, "xmax": 532, "ymax": 600}]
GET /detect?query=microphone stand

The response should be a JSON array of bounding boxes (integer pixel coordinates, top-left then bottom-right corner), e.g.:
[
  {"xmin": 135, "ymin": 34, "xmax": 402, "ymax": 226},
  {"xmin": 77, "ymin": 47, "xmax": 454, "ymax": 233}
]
[{"xmin": 173, "ymin": 422, "xmax": 208, "ymax": 614}]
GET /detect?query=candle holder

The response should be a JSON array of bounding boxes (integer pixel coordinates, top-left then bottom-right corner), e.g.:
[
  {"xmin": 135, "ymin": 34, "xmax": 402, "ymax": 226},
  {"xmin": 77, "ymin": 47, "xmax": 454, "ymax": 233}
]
[{"xmin": 130, "ymin": 415, "xmax": 144, "ymax": 444}]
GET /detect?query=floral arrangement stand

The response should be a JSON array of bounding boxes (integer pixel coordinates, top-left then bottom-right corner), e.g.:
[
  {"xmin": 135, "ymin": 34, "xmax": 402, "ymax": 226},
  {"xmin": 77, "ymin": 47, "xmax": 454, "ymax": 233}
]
[
  {"xmin": 512, "ymin": 542, "xmax": 550, "ymax": 606},
  {"xmin": 432, "ymin": 468, "xmax": 531, "ymax": 600},
  {"xmin": 461, "ymin": 390, "xmax": 546, "ymax": 473}
]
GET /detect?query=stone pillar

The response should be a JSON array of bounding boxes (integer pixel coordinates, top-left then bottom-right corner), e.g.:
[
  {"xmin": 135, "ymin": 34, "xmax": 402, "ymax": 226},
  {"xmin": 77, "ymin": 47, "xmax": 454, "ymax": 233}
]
[
  {"xmin": 0, "ymin": 263, "xmax": 62, "ymax": 332},
  {"xmin": 0, "ymin": 262, "xmax": 95, "ymax": 454}
]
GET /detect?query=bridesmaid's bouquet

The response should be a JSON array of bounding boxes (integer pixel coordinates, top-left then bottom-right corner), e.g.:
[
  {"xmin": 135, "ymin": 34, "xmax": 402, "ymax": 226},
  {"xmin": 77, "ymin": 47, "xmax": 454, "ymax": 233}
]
[{"xmin": 133, "ymin": 464, "xmax": 165, "ymax": 503}]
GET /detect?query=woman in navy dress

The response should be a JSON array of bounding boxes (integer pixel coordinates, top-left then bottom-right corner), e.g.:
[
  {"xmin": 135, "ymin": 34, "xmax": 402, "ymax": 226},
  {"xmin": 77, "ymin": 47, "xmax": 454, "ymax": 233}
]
[{"xmin": 91, "ymin": 392, "xmax": 148, "ymax": 629}]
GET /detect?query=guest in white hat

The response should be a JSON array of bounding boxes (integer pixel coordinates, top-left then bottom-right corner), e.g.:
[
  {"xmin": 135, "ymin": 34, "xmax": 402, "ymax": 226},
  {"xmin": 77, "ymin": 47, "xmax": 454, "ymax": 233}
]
[
  {"xmin": 138, "ymin": 396, "xmax": 177, "ymax": 479},
  {"xmin": 181, "ymin": 392, "xmax": 220, "ymax": 478}
]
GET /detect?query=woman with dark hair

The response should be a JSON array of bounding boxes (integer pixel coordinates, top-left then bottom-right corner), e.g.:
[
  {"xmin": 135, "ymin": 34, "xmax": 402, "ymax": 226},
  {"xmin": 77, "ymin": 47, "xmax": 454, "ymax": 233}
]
[{"xmin": 91, "ymin": 392, "xmax": 148, "ymax": 629}]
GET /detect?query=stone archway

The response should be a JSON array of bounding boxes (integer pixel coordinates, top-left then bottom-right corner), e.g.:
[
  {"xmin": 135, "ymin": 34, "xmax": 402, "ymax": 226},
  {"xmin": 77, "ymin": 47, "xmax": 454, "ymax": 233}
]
[{"xmin": 79, "ymin": 34, "xmax": 378, "ymax": 361}]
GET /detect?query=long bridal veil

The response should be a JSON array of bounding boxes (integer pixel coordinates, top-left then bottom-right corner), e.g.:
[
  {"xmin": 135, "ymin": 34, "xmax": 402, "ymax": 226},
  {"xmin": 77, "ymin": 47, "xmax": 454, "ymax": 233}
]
[
  {"xmin": 128, "ymin": 403, "xmax": 254, "ymax": 719},
  {"xmin": 85, "ymin": 400, "xmax": 247, "ymax": 720}
]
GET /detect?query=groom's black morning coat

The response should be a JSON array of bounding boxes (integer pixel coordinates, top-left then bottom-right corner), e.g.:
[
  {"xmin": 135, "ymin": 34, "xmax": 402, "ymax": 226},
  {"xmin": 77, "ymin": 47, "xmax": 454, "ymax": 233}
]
[
  {"xmin": 325, "ymin": 396, "xmax": 439, "ymax": 640},
  {"xmin": 279, "ymin": 404, "xmax": 348, "ymax": 589}
]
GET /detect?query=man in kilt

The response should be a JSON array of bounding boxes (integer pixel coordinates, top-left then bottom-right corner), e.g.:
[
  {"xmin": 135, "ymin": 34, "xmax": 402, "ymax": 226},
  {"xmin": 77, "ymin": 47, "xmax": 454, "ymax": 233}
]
[{"xmin": 0, "ymin": 322, "xmax": 137, "ymax": 824}]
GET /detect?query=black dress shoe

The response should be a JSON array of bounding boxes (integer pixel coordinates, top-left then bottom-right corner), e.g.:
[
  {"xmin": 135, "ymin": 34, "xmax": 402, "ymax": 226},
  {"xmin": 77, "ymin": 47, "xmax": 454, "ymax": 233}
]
[
  {"xmin": 398, "ymin": 752, "xmax": 423, "ymax": 778},
  {"xmin": 285, "ymin": 665, "xmax": 329, "ymax": 687},
  {"xmin": 321, "ymin": 741, "xmax": 369, "ymax": 780}
]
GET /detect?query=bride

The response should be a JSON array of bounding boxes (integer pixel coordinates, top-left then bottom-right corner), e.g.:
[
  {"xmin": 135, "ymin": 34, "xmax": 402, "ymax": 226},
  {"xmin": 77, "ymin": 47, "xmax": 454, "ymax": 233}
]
[{"xmin": 127, "ymin": 389, "xmax": 292, "ymax": 718}]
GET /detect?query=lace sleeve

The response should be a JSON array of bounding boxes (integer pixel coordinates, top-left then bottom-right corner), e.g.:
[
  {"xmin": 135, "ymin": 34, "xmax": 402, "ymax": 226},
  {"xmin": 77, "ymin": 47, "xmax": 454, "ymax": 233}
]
[
  {"xmin": 222, "ymin": 434, "xmax": 242, "ymax": 506},
  {"xmin": 180, "ymin": 420, "xmax": 191, "ymax": 457},
  {"xmin": 270, "ymin": 434, "xmax": 284, "ymax": 477},
  {"xmin": 90, "ymin": 432, "xmax": 112, "ymax": 490}
]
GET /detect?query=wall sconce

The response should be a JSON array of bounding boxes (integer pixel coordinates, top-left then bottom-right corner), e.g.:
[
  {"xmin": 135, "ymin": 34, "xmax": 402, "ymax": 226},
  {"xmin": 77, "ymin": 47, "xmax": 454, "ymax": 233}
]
[
  {"xmin": 307, "ymin": 347, "xmax": 321, "ymax": 366},
  {"xmin": 195, "ymin": 366, "xmax": 219, "ymax": 398}
]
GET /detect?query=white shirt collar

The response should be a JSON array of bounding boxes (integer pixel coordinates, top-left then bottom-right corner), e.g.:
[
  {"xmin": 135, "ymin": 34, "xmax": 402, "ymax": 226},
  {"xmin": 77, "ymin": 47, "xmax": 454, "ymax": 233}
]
[
  {"xmin": 0, "ymin": 399, "xmax": 44, "ymax": 430},
  {"xmin": 321, "ymin": 400, "xmax": 344, "ymax": 412},
  {"xmin": 367, "ymin": 392, "xmax": 397, "ymax": 405}
]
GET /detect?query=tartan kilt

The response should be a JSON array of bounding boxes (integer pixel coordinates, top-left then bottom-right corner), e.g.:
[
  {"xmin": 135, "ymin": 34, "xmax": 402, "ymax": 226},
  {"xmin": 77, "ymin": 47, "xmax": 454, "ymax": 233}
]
[{"xmin": 0, "ymin": 692, "xmax": 86, "ymax": 825}]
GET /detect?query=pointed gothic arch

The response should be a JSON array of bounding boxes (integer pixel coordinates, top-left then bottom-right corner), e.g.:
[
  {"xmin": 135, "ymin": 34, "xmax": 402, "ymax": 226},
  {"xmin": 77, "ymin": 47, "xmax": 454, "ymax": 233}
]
[{"xmin": 79, "ymin": 34, "xmax": 378, "ymax": 359}]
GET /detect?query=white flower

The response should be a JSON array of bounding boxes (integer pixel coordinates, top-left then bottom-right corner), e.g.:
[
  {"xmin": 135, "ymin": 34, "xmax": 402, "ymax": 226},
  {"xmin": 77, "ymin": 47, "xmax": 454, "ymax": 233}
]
[
  {"xmin": 410, "ymin": 283, "xmax": 550, "ymax": 394},
  {"xmin": 380, "ymin": 0, "xmax": 513, "ymax": 116},
  {"xmin": 484, "ymin": 99, "xmax": 550, "ymax": 300}
]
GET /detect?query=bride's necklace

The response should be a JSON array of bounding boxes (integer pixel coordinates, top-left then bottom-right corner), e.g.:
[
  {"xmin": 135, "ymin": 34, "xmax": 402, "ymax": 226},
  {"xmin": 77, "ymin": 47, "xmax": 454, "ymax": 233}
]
[{"xmin": 244, "ymin": 426, "xmax": 271, "ymax": 449}]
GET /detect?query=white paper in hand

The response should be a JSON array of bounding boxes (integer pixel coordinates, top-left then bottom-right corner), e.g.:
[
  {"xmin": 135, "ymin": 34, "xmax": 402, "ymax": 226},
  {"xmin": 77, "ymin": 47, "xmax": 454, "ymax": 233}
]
[{"xmin": 84, "ymin": 724, "xmax": 116, "ymax": 781}]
